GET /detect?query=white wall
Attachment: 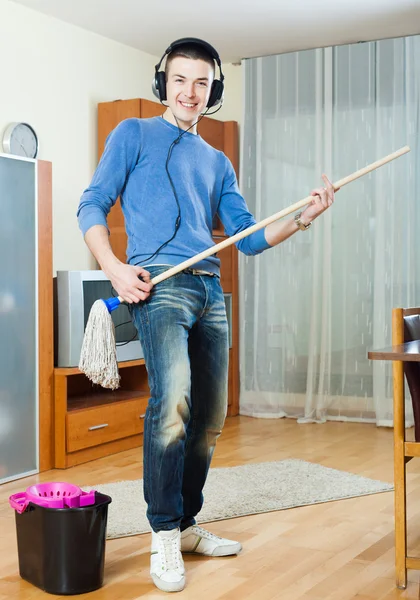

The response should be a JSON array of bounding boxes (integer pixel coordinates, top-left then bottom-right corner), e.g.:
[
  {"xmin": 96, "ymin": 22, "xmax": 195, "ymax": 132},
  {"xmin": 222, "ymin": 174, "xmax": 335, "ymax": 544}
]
[{"xmin": 0, "ymin": 0, "xmax": 242, "ymax": 272}]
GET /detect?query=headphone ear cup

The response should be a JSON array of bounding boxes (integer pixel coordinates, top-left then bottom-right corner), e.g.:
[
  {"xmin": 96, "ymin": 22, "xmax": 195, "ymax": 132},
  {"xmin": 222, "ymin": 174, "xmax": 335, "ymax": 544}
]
[
  {"xmin": 152, "ymin": 71, "xmax": 167, "ymax": 102},
  {"xmin": 207, "ymin": 79, "xmax": 224, "ymax": 108}
]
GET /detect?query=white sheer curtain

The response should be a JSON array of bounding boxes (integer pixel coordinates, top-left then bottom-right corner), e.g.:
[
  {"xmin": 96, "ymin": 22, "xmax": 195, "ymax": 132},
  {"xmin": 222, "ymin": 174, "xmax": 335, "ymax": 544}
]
[{"xmin": 240, "ymin": 36, "xmax": 420, "ymax": 425}]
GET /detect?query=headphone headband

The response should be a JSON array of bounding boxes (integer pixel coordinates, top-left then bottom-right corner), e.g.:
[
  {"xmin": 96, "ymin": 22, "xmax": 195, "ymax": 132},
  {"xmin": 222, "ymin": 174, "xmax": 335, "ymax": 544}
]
[
  {"xmin": 152, "ymin": 37, "xmax": 225, "ymax": 108},
  {"xmin": 155, "ymin": 38, "xmax": 223, "ymax": 78}
]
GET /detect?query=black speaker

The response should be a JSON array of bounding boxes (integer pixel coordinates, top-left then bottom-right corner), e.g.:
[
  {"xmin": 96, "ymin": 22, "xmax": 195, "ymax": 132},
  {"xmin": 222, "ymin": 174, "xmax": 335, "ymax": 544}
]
[{"xmin": 152, "ymin": 37, "xmax": 224, "ymax": 108}]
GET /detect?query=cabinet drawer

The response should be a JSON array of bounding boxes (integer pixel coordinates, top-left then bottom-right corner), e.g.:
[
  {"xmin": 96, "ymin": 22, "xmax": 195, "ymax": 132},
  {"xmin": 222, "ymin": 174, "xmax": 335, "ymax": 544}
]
[{"xmin": 66, "ymin": 398, "xmax": 148, "ymax": 453}]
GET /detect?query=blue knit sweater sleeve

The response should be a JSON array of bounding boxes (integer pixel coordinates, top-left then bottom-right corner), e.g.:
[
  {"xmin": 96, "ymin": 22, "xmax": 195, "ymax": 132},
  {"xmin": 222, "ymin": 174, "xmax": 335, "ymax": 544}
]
[
  {"xmin": 218, "ymin": 157, "xmax": 272, "ymax": 255},
  {"xmin": 77, "ymin": 118, "xmax": 142, "ymax": 236}
]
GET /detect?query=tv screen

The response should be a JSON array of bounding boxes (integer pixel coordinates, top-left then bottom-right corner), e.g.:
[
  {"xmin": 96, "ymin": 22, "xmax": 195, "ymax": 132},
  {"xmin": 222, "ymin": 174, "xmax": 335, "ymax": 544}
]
[{"xmin": 82, "ymin": 280, "xmax": 138, "ymax": 345}]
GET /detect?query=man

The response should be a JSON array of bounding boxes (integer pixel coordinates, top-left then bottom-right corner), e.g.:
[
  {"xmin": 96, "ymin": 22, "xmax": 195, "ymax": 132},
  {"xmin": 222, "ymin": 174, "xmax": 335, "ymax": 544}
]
[{"xmin": 77, "ymin": 38, "xmax": 335, "ymax": 593}]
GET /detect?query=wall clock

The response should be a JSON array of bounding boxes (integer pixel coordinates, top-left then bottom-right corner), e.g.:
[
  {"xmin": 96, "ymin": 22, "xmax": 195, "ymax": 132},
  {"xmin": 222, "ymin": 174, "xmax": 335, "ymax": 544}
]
[{"xmin": 2, "ymin": 122, "xmax": 38, "ymax": 158}]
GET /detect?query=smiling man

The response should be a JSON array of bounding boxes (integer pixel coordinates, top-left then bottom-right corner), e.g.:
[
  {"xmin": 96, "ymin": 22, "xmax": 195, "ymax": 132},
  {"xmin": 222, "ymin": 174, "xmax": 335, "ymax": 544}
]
[{"xmin": 77, "ymin": 38, "xmax": 336, "ymax": 593}]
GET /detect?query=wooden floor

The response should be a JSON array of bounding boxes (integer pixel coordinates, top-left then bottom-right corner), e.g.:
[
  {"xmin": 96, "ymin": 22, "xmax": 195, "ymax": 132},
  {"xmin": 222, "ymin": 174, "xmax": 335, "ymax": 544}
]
[{"xmin": 2, "ymin": 416, "xmax": 420, "ymax": 599}]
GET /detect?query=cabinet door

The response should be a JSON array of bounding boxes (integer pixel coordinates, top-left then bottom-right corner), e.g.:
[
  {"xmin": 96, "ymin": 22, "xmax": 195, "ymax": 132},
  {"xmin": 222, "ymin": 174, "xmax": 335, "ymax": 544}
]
[
  {"xmin": 0, "ymin": 155, "xmax": 38, "ymax": 482},
  {"xmin": 97, "ymin": 100, "xmax": 142, "ymax": 263}
]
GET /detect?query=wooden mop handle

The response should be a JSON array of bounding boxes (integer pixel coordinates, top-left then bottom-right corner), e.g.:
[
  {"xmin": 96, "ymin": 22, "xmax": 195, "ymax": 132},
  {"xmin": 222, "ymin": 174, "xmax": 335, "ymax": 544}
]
[{"xmin": 151, "ymin": 145, "xmax": 410, "ymax": 286}]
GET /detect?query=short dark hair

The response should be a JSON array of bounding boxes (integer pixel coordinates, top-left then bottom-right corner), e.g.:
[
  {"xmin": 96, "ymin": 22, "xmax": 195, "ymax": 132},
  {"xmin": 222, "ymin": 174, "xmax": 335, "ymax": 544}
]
[{"xmin": 165, "ymin": 43, "xmax": 215, "ymax": 78}]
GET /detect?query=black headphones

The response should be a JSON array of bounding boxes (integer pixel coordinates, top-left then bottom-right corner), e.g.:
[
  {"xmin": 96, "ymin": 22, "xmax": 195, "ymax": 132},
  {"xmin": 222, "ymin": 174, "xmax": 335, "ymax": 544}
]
[{"xmin": 152, "ymin": 37, "xmax": 224, "ymax": 108}]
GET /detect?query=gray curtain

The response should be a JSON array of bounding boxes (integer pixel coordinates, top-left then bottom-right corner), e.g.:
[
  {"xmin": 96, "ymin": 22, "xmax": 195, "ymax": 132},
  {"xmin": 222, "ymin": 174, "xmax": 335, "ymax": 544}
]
[{"xmin": 240, "ymin": 36, "xmax": 420, "ymax": 425}]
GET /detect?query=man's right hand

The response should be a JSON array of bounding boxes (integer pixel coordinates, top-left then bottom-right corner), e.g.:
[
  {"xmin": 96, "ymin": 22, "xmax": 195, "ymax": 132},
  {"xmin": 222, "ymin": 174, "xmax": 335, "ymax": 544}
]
[
  {"xmin": 84, "ymin": 225, "xmax": 153, "ymax": 304},
  {"xmin": 106, "ymin": 263, "xmax": 152, "ymax": 304}
]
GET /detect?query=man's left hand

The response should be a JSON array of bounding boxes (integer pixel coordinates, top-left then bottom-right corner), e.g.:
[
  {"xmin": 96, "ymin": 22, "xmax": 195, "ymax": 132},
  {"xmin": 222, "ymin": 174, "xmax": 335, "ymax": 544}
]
[{"xmin": 300, "ymin": 174, "xmax": 337, "ymax": 224}]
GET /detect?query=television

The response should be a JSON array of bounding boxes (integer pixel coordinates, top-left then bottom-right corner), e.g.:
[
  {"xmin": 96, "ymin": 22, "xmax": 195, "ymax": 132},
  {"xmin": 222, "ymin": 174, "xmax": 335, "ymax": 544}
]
[
  {"xmin": 56, "ymin": 270, "xmax": 144, "ymax": 367},
  {"xmin": 55, "ymin": 270, "xmax": 233, "ymax": 368}
]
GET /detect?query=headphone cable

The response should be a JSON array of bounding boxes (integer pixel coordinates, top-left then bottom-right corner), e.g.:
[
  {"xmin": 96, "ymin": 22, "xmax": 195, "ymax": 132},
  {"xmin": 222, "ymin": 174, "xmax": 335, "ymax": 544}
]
[{"xmin": 138, "ymin": 108, "xmax": 211, "ymax": 264}]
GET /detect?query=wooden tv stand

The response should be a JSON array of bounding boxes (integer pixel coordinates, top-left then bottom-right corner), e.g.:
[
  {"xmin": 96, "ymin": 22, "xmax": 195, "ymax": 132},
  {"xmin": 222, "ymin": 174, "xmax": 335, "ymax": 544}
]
[
  {"xmin": 54, "ymin": 359, "xmax": 150, "ymax": 468},
  {"xmin": 54, "ymin": 334, "xmax": 236, "ymax": 469}
]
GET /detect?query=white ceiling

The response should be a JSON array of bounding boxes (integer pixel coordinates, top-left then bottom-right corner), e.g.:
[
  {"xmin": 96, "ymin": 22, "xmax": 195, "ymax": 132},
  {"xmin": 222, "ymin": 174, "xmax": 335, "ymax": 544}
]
[{"xmin": 9, "ymin": 0, "xmax": 420, "ymax": 63}]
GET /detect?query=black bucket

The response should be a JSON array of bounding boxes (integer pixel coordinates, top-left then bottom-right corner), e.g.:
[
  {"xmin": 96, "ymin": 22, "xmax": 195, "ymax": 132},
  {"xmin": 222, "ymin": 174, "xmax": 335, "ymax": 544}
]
[{"xmin": 14, "ymin": 491, "xmax": 112, "ymax": 595}]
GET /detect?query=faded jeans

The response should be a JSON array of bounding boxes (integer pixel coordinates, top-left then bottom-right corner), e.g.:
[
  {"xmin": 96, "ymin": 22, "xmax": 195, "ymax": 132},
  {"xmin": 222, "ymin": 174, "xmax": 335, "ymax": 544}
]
[{"xmin": 130, "ymin": 266, "xmax": 229, "ymax": 532}]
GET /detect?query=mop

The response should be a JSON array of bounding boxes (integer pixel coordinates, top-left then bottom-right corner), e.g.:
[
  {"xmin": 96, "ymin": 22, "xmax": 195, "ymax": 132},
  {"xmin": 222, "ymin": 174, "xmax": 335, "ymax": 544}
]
[{"xmin": 79, "ymin": 146, "xmax": 410, "ymax": 389}]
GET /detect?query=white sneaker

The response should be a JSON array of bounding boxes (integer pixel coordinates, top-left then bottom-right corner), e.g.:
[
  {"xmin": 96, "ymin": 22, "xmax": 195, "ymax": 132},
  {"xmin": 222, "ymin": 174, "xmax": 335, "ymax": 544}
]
[
  {"xmin": 180, "ymin": 525, "xmax": 242, "ymax": 557},
  {"xmin": 150, "ymin": 529, "xmax": 185, "ymax": 593}
]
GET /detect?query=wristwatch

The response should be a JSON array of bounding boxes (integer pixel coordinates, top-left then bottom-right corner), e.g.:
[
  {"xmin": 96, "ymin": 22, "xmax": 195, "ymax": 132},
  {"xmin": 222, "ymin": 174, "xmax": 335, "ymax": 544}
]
[{"xmin": 294, "ymin": 212, "xmax": 312, "ymax": 231}]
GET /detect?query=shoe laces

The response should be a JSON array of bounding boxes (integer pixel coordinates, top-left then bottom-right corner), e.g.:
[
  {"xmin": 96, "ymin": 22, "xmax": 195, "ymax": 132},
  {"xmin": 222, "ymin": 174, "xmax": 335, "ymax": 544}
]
[
  {"xmin": 190, "ymin": 525, "xmax": 222, "ymax": 541},
  {"xmin": 157, "ymin": 534, "xmax": 182, "ymax": 571}
]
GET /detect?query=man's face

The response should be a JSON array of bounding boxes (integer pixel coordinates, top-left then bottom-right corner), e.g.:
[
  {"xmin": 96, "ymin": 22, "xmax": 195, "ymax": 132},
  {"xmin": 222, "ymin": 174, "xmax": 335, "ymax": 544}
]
[{"xmin": 165, "ymin": 56, "xmax": 214, "ymax": 126}]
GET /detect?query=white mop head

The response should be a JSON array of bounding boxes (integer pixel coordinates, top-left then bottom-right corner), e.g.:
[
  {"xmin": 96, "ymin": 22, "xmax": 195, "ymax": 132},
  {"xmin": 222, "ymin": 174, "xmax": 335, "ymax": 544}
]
[{"xmin": 78, "ymin": 299, "xmax": 120, "ymax": 390}]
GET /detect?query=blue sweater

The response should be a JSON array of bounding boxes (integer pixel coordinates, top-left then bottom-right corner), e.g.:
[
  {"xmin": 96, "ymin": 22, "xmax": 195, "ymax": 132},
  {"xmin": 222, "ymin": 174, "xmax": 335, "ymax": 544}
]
[{"xmin": 77, "ymin": 116, "xmax": 271, "ymax": 275}]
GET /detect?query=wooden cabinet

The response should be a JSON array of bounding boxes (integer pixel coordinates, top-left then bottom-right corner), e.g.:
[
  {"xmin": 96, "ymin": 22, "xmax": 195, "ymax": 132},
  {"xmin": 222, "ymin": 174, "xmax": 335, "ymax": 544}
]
[
  {"xmin": 97, "ymin": 97, "xmax": 239, "ymax": 418},
  {"xmin": 53, "ymin": 98, "xmax": 239, "ymax": 469}
]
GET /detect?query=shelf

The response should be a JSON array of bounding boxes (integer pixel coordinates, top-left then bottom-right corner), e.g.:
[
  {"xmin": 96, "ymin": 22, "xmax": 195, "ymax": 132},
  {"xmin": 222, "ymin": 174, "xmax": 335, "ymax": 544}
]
[
  {"xmin": 68, "ymin": 389, "xmax": 149, "ymax": 412},
  {"xmin": 55, "ymin": 358, "xmax": 146, "ymax": 376}
]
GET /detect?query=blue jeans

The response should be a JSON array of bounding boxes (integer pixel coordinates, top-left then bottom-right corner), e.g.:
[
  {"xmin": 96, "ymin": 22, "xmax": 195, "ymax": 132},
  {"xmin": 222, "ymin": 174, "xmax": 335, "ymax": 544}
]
[{"xmin": 130, "ymin": 266, "xmax": 229, "ymax": 532}]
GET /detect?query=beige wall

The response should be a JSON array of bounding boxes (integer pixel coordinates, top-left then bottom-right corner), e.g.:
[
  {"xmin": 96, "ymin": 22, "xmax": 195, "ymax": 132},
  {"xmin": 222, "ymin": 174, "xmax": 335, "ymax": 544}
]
[{"xmin": 0, "ymin": 0, "xmax": 242, "ymax": 272}]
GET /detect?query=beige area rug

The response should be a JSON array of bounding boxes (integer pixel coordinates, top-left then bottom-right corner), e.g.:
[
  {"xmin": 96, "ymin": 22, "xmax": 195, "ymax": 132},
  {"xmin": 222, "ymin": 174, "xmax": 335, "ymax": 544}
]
[{"xmin": 88, "ymin": 459, "xmax": 393, "ymax": 540}]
